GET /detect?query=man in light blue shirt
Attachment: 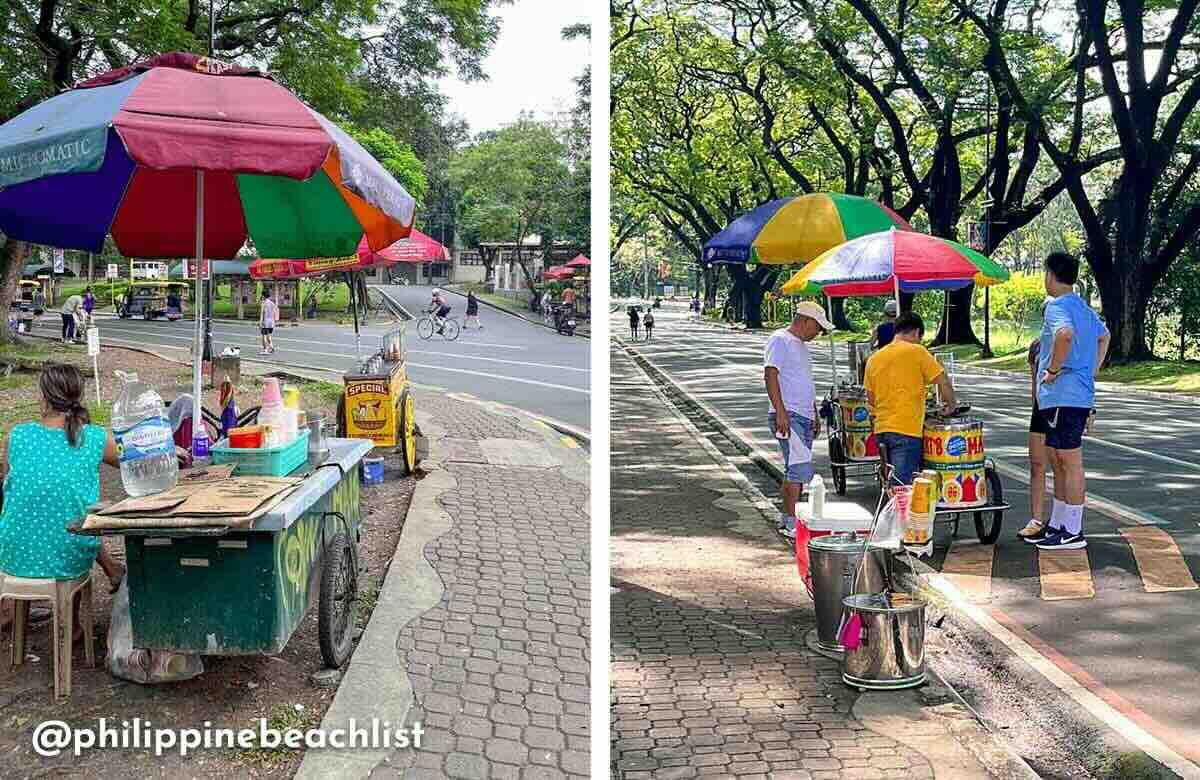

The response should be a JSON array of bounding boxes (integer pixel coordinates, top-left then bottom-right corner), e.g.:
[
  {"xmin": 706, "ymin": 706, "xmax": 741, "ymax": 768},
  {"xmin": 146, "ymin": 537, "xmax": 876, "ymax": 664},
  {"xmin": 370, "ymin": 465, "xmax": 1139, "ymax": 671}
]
[{"xmin": 1027, "ymin": 252, "xmax": 1109, "ymax": 551}]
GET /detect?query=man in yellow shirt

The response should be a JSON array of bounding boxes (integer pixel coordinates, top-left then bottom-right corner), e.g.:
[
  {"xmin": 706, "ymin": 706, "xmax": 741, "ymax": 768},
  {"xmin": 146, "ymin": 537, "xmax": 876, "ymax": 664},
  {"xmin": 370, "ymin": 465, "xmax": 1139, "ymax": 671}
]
[{"xmin": 864, "ymin": 311, "xmax": 957, "ymax": 487}]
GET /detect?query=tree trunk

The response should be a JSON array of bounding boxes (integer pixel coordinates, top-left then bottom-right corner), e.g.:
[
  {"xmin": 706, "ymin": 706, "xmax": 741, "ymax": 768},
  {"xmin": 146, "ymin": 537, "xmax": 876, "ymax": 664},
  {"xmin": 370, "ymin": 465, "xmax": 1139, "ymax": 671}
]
[
  {"xmin": 930, "ymin": 286, "xmax": 982, "ymax": 347},
  {"xmin": 703, "ymin": 265, "xmax": 717, "ymax": 308},
  {"xmin": 830, "ymin": 297, "xmax": 852, "ymax": 330},
  {"xmin": 0, "ymin": 240, "xmax": 29, "ymax": 345},
  {"xmin": 1095, "ymin": 260, "xmax": 1154, "ymax": 362},
  {"xmin": 727, "ymin": 265, "xmax": 779, "ymax": 329}
]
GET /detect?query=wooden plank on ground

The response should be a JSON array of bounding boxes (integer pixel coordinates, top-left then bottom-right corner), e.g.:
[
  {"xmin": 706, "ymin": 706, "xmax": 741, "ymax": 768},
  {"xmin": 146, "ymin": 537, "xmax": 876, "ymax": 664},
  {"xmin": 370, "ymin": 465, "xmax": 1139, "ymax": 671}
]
[
  {"xmin": 941, "ymin": 541, "xmax": 994, "ymax": 601},
  {"xmin": 1039, "ymin": 549, "xmax": 1095, "ymax": 600},
  {"xmin": 1120, "ymin": 526, "xmax": 1199, "ymax": 593}
]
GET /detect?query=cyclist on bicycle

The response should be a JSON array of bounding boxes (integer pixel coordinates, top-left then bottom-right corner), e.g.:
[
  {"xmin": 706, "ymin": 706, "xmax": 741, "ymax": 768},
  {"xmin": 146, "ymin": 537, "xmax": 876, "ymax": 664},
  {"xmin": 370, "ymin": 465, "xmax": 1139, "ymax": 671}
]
[{"xmin": 429, "ymin": 289, "xmax": 452, "ymax": 334}]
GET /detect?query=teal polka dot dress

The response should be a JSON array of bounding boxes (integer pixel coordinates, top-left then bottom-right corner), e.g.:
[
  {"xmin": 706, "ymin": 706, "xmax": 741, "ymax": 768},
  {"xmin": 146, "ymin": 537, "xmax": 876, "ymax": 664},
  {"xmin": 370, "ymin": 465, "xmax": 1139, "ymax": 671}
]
[{"xmin": 0, "ymin": 422, "xmax": 105, "ymax": 579}]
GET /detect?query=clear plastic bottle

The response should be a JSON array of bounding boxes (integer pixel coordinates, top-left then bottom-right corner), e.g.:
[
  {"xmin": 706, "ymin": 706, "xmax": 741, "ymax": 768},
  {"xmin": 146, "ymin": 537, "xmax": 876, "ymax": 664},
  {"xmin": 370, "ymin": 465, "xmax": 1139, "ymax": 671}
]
[{"xmin": 112, "ymin": 371, "xmax": 179, "ymax": 496}]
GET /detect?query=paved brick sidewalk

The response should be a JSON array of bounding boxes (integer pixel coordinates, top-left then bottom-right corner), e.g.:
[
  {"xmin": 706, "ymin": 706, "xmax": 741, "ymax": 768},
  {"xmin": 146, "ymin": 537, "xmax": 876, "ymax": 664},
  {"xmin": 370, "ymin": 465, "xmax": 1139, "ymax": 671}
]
[
  {"xmin": 302, "ymin": 392, "xmax": 589, "ymax": 779},
  {"xmin": 611, "ymin": 347, "xmax": 934, "ymax": 780}
]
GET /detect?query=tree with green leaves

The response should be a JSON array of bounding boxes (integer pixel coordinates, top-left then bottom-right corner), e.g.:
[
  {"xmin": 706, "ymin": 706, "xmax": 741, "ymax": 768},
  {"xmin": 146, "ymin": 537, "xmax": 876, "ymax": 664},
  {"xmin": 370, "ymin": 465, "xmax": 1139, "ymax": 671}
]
[{"xmin": 452, "ymin": 116, "xmax": 578, "ymax": 295}]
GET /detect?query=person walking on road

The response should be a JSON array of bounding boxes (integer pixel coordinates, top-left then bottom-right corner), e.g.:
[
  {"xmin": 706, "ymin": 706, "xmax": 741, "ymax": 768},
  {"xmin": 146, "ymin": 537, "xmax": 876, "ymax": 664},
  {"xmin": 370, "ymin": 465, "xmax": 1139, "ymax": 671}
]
[
  {"xmin": 259, "ymin": 288, "xmax": 278, "ymax": 355},
  {"xmin": 1027, "ymin": 252, "xmax": 1110, "ymax": 551},
  {"xmin": 628, "ymin": 305, "xmax": 641, "ymax": 340},
  {"xmin": 872, "ymin": 299, "xmax": 899, "ymax": 348},
  {"xmin": 764, "ymin": 301, "xmax": 831, "ymax": 538},
  {"xmin": 465, "ymin": 291, "xmax": 482, "ymax": 329},
  {"xmin": 60, "ymin": 293, "xmax": 83, "ymax": 343},
  {"xmin": 642, "ymin": 308, "xmax": 655, "ymax": 341},
  {"xmin": 864, "ymin": 311, "xmax": 957, "ymax": 488}
]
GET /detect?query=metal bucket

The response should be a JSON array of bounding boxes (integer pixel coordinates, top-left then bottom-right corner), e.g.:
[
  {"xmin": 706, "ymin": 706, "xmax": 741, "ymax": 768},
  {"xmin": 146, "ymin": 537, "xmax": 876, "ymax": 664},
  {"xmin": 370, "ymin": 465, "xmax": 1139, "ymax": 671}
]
[
  {"xmin": 841, "ymin": 592, "xmax": 927, "ymax": 690},
  {"xmin": 808, "ymin": 534, "xmax": 891, "ymax": 654},
  {"xmin": 306, "ymin": 414, "xmax": 329, "ymax": 461}
]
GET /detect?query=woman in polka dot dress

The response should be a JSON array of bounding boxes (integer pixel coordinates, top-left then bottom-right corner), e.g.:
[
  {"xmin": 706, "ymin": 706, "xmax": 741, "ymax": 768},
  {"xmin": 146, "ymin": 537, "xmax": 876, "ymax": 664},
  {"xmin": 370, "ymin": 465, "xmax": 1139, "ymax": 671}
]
[{"xmin": 0, "ymin": 364, "xmax": 125, "ymax": 600}]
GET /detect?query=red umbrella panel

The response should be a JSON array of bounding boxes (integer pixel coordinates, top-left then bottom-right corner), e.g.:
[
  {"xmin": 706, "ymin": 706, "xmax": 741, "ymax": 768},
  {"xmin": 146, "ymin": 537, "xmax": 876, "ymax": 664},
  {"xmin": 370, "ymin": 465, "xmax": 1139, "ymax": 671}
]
[
  {"xmin": 358, "ymin": 229, "xmax": 449, "ymax": 267},
  {"xmin": 565, "ymin": 254, "xmax": 590, "ymax": 269}
]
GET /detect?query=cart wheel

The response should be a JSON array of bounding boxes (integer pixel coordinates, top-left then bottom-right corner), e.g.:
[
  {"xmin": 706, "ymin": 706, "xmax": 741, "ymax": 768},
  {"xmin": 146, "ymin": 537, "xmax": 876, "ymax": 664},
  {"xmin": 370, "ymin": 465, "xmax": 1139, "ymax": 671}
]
[
  {"xmin": 828, "ymin": 437, "xmax": 848, "ymax": 496},
  {"xmin": 318, "ymin": 533, "xmax": 359, "ymax": 668},
  {"xmin": 396, "ymin": 389, "xmax": 417, "ymax": 476},
  {"xmin": 416, "ymin": 317, "xmax": 434, "ymax": 340},
  {"xmin": 974, "ymin": 468, "xmax": 1004, "ymax": 545},
  {"xmin": 335, "ymin": 398, "xmax": 347, "ymax": 438}
]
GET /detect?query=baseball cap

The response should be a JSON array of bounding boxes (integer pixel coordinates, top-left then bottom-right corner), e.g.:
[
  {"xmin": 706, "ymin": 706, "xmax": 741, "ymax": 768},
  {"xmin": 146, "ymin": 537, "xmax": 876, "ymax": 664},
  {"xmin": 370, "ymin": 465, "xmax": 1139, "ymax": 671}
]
[
  {"xmin": 794, "ymin": 301, "xmax": 834, "ymax": 332},
  {"xmin": 884, "ymin": 300, "xmax": 899, "ymax": 316}
]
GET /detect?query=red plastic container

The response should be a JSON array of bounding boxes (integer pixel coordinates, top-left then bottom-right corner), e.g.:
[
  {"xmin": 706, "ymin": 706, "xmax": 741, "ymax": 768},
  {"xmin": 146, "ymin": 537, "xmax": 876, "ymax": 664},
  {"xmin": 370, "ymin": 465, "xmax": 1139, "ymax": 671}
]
[{"xmin": 228, "ymin": 425, "xmax": 264, "ymax": 449}]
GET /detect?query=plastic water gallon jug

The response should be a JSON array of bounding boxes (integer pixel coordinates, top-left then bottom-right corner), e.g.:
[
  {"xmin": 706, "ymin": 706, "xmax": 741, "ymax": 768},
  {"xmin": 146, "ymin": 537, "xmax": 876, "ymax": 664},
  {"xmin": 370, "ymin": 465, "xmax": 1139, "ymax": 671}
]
[
  {"xmin": 112, "ymin": 371, "xmax": 178, "ymax": 496},
  {"xmin": 809, "ymin": 474, "xmax": 826, "ymax": 524}
]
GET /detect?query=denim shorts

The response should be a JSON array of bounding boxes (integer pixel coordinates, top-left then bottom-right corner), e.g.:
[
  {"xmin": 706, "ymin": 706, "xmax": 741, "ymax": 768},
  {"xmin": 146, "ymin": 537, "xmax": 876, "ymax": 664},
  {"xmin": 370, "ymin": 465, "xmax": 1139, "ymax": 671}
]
[
  {"xmin": 767, "ymin": 410, "xmax": 814, "ymax": 483},
  {"xmin": 876, "ymin": 432, "xmax": 923, "ymax": 487}
]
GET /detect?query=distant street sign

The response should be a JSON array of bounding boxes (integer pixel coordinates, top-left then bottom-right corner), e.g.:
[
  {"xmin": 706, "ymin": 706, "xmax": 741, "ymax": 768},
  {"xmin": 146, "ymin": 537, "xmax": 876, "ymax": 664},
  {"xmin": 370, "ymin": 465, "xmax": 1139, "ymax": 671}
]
[
  {"xmin": 52, "ymin": 248, "xmax": 64, "ymax": 274},
  {"xmin": 106, "ymin": 263, "xmax": 119, "ymax": 280}
]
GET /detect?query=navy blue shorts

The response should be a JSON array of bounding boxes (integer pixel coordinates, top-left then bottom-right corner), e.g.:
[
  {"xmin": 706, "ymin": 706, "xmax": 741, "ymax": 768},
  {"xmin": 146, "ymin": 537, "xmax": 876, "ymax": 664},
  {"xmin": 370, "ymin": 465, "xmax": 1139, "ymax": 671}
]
[{"xmin": 1042, "ymin": 406, "xmax": 1089, "ymax": 450}]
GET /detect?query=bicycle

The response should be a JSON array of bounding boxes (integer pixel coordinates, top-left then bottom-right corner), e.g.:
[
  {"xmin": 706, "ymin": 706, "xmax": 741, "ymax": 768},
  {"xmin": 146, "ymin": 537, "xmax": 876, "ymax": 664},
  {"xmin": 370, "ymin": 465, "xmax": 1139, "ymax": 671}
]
[{"xmin": 416, "ymin": 311, "xmax": 461, "ymax": 341}]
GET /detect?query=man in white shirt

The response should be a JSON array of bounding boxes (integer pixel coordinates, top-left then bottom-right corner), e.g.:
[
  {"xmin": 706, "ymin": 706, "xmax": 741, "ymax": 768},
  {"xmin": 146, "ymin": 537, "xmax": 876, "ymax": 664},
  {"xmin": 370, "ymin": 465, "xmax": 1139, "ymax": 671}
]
[
  {"xmin": 259, "ymin": 288, "xmax": 279, "ymax": 354},
  {"xmin": 764, "ymin": 301, "xmax": 832, "ymax": 538}
]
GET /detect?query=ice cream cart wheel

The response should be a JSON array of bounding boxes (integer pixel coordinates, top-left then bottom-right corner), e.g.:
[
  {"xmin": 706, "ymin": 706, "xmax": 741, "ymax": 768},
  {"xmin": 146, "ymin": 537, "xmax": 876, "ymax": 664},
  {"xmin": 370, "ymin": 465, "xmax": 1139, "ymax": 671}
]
[
  {"xmin": 973, "ymin": 467, "xmax": 1005, "ymax": 544},
  {"xmin": 318, "ymin": 532, "xmax": 359, "ymax": 668},
  {"xmin": 828, "ymin": 437, "xmax": 848, "ymax": 496},
  {"xmin": 396, "ymin": 388, "xmax": 417, "ymax": 476}
]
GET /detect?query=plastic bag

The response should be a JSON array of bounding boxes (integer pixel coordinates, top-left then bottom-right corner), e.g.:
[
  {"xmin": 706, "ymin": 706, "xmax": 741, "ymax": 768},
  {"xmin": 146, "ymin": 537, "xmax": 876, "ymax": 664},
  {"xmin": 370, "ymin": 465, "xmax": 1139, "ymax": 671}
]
[
  {"xmin": 872, "ymin": 497, "xmax": 903, "ymax": 549},
  {"xmin": 107, "ymin": 581, "xmax": 204, "ymax": 684}
]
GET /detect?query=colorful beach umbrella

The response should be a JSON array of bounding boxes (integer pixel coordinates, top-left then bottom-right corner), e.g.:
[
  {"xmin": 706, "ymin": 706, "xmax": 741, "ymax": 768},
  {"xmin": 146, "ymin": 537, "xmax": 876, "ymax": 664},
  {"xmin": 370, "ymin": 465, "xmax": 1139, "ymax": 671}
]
[
  {"xmin": 0, "ymin": 52, "xmax": 416, "ymax": 259},
  {"xmin": 0, "ymin": 52, "xmax": 417, "ymax": 454},
  {"xmin": 703, "ymin": 193, "xmax": 912, "ymax": 266},
  {"xmin": 780, "ymin": 228, "xmax": 1009, "ymax": 297}
]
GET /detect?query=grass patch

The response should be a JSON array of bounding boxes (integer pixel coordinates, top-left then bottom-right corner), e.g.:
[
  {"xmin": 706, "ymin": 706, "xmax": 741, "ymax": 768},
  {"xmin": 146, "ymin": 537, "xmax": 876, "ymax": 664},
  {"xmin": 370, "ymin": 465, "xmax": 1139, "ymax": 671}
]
[
  {"xmin": 231, "ymin": 703, "xmax": 321, "ymax": 769},
  {"xmin": 308, "ymin": 381, "xmax": 345, "ymax": 406},
  {"xmin": 1094, "ymin": 750, "xmax": 1177, "ymax": 780}
]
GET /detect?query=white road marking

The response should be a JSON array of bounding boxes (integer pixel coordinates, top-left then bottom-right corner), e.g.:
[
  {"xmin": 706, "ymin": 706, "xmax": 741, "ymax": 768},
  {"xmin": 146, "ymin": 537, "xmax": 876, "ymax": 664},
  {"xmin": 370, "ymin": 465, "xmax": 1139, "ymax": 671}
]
[
  {"xmin": 78, "ymin": 329, "xmax": 589, "ymax": 392},
  {"xmin": 407, "ymin": 350, "xmax": 589, "ymax": 373},
  {"xmin": 405, "ymin": 362, "xmax": 589, "ymax": 394}
]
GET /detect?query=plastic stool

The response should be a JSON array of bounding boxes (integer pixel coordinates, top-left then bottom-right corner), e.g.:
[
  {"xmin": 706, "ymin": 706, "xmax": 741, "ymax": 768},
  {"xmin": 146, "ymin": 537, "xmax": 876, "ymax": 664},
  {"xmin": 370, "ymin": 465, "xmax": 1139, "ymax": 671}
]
[{"xmin": 1, "ymin": 570, "xmax": 94, "ymax": 698}]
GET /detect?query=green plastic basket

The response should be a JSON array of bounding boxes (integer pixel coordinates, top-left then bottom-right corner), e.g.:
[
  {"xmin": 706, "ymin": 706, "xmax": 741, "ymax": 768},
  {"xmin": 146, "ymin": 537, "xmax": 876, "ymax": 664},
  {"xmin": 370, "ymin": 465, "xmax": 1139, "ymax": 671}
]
[{"xmin": 212, "ymin": 429, "xmax": 310, "ymax": 476}]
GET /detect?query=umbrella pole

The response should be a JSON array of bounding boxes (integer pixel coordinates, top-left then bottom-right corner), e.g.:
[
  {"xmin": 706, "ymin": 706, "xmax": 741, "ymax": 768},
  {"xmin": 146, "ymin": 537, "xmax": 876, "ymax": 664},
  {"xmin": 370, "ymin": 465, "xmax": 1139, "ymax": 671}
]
[
  {"xmin": 191, "ymin": 169, "xmax": 205, "ymax": 452},
  {"xmin": 826, "ymin": 294, "xmax": 837, "ymax": 391},
  {"xmin": 348, "ymin": 271, "xmax": 361, "ymax": 363}
]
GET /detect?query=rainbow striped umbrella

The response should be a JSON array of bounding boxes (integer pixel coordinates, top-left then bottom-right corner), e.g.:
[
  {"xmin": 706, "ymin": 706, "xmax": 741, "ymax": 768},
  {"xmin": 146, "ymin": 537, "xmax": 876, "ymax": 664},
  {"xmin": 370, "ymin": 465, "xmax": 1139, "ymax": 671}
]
[
  {"xmin": 703, "ymin": 193, "xmax": 912, "ymax": 266},
  {"xmin": 780, "ymin": 229, "xmax": 1009, "ymax": 297}
]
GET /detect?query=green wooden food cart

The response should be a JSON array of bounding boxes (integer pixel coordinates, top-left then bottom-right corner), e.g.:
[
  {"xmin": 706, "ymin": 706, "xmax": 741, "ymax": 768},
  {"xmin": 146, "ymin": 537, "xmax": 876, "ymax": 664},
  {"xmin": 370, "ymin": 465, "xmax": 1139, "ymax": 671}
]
[{"xmin": 73, "ymin": 438, "xmax": 372, "ymax": 668}]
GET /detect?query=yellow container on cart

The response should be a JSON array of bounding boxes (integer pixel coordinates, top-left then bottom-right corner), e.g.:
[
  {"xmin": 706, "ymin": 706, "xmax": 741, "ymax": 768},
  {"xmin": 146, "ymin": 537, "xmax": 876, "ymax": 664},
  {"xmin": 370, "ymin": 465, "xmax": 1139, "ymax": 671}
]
[
  {"xmin": 922, "ymin": 418, "xmax": 987, "ymax": 508},
  {"xmin": 337, "ymin": 328, "xmax": 420, "ymax": 476}
]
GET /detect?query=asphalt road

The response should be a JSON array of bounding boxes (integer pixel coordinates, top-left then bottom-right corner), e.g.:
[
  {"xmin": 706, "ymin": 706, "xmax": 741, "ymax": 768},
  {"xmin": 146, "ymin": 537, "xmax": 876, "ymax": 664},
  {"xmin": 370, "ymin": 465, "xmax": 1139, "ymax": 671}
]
[
  {"xmin": 615, "ymin": 303, "xmax": 1200, "ymax": 775},
  {"xmin": 38, "ymin": 284, "xmax": 590, "ymax": 431}
]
